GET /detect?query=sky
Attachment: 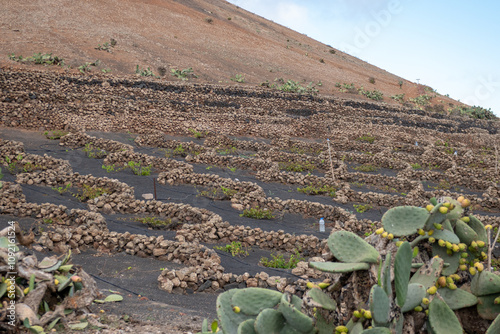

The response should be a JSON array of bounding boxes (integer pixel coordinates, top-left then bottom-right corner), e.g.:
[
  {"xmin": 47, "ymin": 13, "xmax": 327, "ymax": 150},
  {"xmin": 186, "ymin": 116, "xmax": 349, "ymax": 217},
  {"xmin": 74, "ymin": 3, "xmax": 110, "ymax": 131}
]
[{"xmin": 226, "ymin": 0, "xmax": 500, "ymax": 117}]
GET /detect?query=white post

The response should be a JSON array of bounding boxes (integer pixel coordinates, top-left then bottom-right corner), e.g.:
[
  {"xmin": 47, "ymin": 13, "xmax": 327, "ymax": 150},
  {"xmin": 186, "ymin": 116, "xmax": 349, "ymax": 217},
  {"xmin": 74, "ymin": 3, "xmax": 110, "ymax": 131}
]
[{"xmin": 327, "ymin": 138, "xmax": 335, "ymax": 182}]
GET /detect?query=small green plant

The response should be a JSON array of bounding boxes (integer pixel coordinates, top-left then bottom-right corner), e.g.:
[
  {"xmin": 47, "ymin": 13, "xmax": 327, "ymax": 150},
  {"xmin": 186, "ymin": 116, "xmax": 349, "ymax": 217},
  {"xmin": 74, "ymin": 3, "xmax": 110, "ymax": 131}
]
[
  {"xmin": 101, "ymin": 68, "xmax": 112, "ymax": 73},
  {"xmin": 369, "ymin": 77, "xmax": 376, "ymax": 84},
  {"xmin": 260, "ymin": 249, "xmax": 303, "ymax": 269},
  {"xmin": 43, "ymin": 130, "xmax": 69, "ymax": 140},
  {"xmin": 278, "ymin": 160, "xmax": 316, "ymax": 172},
  {"xmin": 391, "ymin": 93, "xmax": 405, "ymax": 103},
  {"xmin": 427, "ymin": 179, "xmax": 451, "ymax": 190},
  {"xmin": 127, "ymin": 161, "xmax": 152, "ymax": 176},
  {"xmin": 449, "ymin": 105, "xmax": 497, "ymax": 120},
  {"xmin": 197, "ymin": 186, "xmax": 237, "ymax": 200},
  {"xmin": 409, "ymin": 94, "xmax": 433, "ymax": 107},
  {"xmin": 214, "ymin": 242, "xmax": 248, "ymax": 257},
  {"xmin": 74, "ymin": 184, "xmax": 110, "ymax": 201},
  {"xmin": 230, "ymin": 74, "xmax": 245, "ymax": 83},
  {"xmin": 172, "ymin": 144, "xmax": 187, "ymax": 157},
  {"xmin": 353, "ymin": 203, "xmax": 372, "ymax": 213},
  {"xmin": 357, "ymin": 134, "xmax": 376, "ymax": 144},
  {"xmin": 216, "ymin": 146, "xmax": 237, "ymax": 155},
  {"xmin": 78, "ymin": 60, "xmax": 100, "ymax": 73},
  {"xmin": 188, "ymin": 128, "xmax": 207, "ymax": 139},
  {"xmin": 398, "ymin": 80, "xmax": 403, "ymax": 88},
  {"xmin": 229, "ymin": 167, "xmax": 237, "ymax": 172},
  {"xmin": 354, "ymin": 163, "xmax": 379, "ymax": 172},
  {"xmin": 9, "ymin": 52, "xmax": 64, "ymax": 66},
  {"xmin": 359, "ymin": 88, "xmax": 383, "ymax": 101},
  {"xmin": 101, "ymin": 164, "xmax": 117, "ymax": 173},
  {"xmin": 270, "ymin": 78, "xmax": 318, "ymax": 95},
  {"xmin": 135, "ymin": 65, "xmax": 158, "ymax": 77},
  {"xmin": 52, "ymin": 182, "xmax": 72, "ymax": 195},
  {"xmin": 240, "ymin": 207, "xmax": 275, "ymax": 219},
  {"xmin": 297, "ymin": 184, "xmax": 336, "ymax": 197},
  {"xmin": 95, "ymin": 39, "xmax": 117, "ymax": 52},
  {"xmin": 171, "ymin": 68, "xmax": 197, "ymax": 80},
  {"xmin": 135, "ymin": 216, "xmax": 173, "ymax": 229},
  {"xmin": 411, "ymin": 163, "xmax": 422, "ymax": 170},
  {"xmin": 83, "ymin": 143, "xmax": 107, "ymax": 159},
  {"xmin": 337, "ymin": 83, "xmax": 357, "ymax": 94}
]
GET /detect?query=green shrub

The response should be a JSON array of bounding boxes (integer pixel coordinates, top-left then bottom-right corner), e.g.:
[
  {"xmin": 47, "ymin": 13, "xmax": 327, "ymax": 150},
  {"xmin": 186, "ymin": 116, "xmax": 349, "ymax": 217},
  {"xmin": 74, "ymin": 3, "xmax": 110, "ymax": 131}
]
[
  {"xmin": 411, "ymin": 163, "xmax": 422, "ymax": 170},
  {"xmin": 297, "ymin": 184, "xmax": 336, "ymax": 197},
  {"xmin": 450, "ymin": 105, "xmax": 497, "ymax": 120},
  {"xmin": 135, "ymin": 216, "xmax": 173, "ymax": 228},
  {"xmin": 354, "ymin": 164, "xmax": 379, "ymax": 172},
  {"xmin": 9, "ymin": 52, "xmax": 64, "ymax": 66},
  {"xmin": 197, "ymin": 186, "xmax": 237, "ymax": 200},
  {"xmin": 260, "ymin": 249, "xmax": 303, "ymax": 269},
  {"xmin": 391, "ymin": 93, "xmax": 405, "ymax": 103},
  {"xmin": 410, "ymin": 94, "xmax": 433, "ymax": 107},
  {"xmin": 353, "ymin": 203, "xmax": 372, "ymax": 213},
  {"xmin": 270, "ymin": 78, "xmax": 318, "ymax": 95},
  {"xmin": 83, "ymin": 143, "xmax": 107, "ymax": 159},
  {"xmin": 43, "ymin": 130, "xmax": 69, "ymax": 140},
  {"xmin": 357, "ymin": 134, "xmax": 376, "ymax": 144},
  {"xmin": 136, "ymin": 65, "xmax": 158, "ymax": 77},
  {"xmin": 278, "ymin": 160, "xmax": 316, "ymax": 172},
  {"xmin": 74, "ymin": 184, "xmax": 110, "ymax": 201},
  {"xmin": 230, "ymin": 74, "xmax": 245, "ymax": 83},
  {"xmin": 240, "ymin": 207, "xmax": 275, "ymax": 219},
  {"xmin": 127, "ymin": 161, "xmax": 152, "ymax": 176},
  {"xmin": 369, "ymin": 77, "xmax": 376, "ymax": 84},
  {"xmin": 171, "ymin": 68, "xmax": 197, "ymax": 80},
  {"xmin": 214, "ymin": 242, "xmax": 248, "ymax": 257},
  {"xmin": 359, "ymin": 88, "xmax": 383, "ymax": 101}
]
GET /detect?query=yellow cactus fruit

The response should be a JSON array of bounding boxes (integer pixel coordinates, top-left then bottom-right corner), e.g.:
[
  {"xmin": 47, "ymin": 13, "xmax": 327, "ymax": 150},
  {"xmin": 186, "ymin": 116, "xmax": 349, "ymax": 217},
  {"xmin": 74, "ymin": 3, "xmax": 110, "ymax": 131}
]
[
  {"xmin": 459, "ymin": 264, "xmax": 468, "ymax": 271},
  {"xmin": 471, "ymin": 241, "xmax": 478, "ymax": 249},
  {"xmin": 335, "ymin": 325, "xmax": 349, "ymax": 333},
  {"xmin": 395, "ymin": 241, "xmax": 403, "ymax": 247},
  {"xmin": 382, "ymin": 232, "xmax": 388, "ymax": 238},
  {"xmin": 469, "ymin": 267, "xmax": 477, "ymax": 276},
  {"xmin": 495, "ymin": 297, "xmax": 500, "ymax": 305},
  {"xmin": 446, "ymin": 277, "xmax": 454, "ymax": 284},
  {"xmin": 443, "ymin": 202, "xmax": 451, "ymax": 208},
  {"xmin": 449, "ymin": 204, "xmax": 455, "ymax": 210},
  {"xmin": 307, "ymin": 282, "xmax": 319, "ymax": 289},
  {"xmin": 387, "ymin": 233, "xmax": 394, "ymax": 240},
  {"xmin": 450, "ymin": 274, "xmax": 460, "ymax": 281},
  {"xmin": 364, "ymin": 311, "xmax": 372, "ymax": 319},
  {"xmin": 452, "ymin": 244, "xmax": 460, "ymax": 253},
  {"xmin": 54, "ymin": 279, "xmax": 59, "ymax": 286},
  {"xmin": 477, "ymin": 240, "xmax": 486, "ymax": 248},
  {"xmin": 458, "ymin": 243, "xmax": 467, "ymax": 251},
  {"xmin": 426, "ymin": 204, "xmax": 434, "ymax": 212},
  {"xmin": 461, "ymin": 199, "xmax": 471, "ymax": 208},
  {"xmin": 427, "ymin": 286, "xmax": 437, "ymax": 295},
  {"xmin": 437, "ymin": 276, "xmax": 447, "ymax": 288},
  {"xmin": 318, "ymin": 282, "xmax": 330, "ymax": 289},
  {"xmin": 439, "ymin": 207, "xmax": 448, "ymax": 214},
  {"xmin": 433, "ymin": 223, "xmax": 443, "ymax": 230},
  {"xmin": 418, "ymin": 229, "xmax": 425, "ymax": 236},
  {"xmin": 485, "ymin": 224, "xmax": 493, "ymax": 230},
  {"xmin": 353, "ymin": 310, "xmax": 363, "ymax": 318},
  {"xmin": 375, "ymin": 228, "xmax": 384, "ymax": 235},
  {"xmin": 448, "ymin": 283, "xmax": 457, "ymax": 290},
  {"xmin": 425, "ymin": 309, "xmax": 429, "ymax": 316},
  {"xmin": 459, "ymin": 258, "xmax": 467, "ymax": 265},
  {"xmin": 422, "ymin": 298, "xmax": 430, "ymax": 305},
  {"xmin": 414, "ymin": 306, "xmax": 423, "ymax": 312},
  {"xmin": 70, "ymin": 275, "xmax": 82, "ymax": 283},
  {"xmin": 438, "ymin": 239, "xmax": 446, "ymax": 247},
  {"xmin": 24, "ymin": 287, "xmax": 29, "ymax": 295},
  {"xmin": 446, "ymin": 249, "xmax": 453, "ymax": 256},
  {"xmin": 233, "ymin": 306, "xmax": 241, "ymax": 313},
  {"xmin": 475, "ymin": 263, "xmax": 485, "ymax": 272},
  {"xmin": 445, "ymin": 241, "xmax": 453, "ymax": 249},
  {"xmin": 461, "ymin": 217, "xmax": 470, "ymax": 223},
  {"xmin": 482, "ymin": 252, "xmax": 488, "ymax": 261},
  {"xmin": 461, "ymin": 252, "xmax": 469, "ymax": 258},
  {"xmin": 428, "ymin": 230, "xmax": 434, "ymax": 236},
  {"xmin": 457, "ymin": 196, "xmax": 465, "ymax": 203},
  {"xmin": 428, "ymin": 237, "xmax": 436, "ymax": 244}
]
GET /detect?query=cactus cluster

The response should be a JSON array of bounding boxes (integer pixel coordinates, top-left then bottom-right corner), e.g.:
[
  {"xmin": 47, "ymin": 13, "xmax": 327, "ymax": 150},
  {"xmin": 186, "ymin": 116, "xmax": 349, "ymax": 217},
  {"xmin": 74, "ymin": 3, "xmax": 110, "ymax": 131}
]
[{"xmin": 202, "ymin": 287, "xmax": 319, "ymax": 334}]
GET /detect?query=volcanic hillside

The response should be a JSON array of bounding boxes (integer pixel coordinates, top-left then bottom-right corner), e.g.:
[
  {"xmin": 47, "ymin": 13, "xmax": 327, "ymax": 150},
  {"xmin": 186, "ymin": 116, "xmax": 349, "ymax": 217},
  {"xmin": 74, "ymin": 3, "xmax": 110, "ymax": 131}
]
[{"xmin": 0, "ymin": 0, "xmax": 467, "ymax": 109}]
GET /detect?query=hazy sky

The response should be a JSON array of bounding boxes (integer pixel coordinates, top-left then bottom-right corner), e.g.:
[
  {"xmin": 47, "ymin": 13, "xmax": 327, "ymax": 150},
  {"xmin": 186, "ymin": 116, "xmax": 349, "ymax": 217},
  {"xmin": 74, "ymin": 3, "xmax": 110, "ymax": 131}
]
[{"xmin": 227, "ymin": 0, "xmax": 500, "ymax": 116}]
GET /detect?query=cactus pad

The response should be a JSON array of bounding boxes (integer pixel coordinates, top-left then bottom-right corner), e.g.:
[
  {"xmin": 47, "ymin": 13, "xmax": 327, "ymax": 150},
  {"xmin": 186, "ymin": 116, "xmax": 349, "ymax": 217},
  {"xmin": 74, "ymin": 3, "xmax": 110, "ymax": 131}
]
[
  {"xmin": 254, "ymin": 308, "xmax": 285, "ymax": 333},
  {"xmin": 437, "ymin": 288, "xmax": 478, "ymax": 310},
  {"xmin": 469, "ymin": 215, "xmax": 487, "ymax": 243},
  {"xmin": 471, "ymin": 271, "xmax": 500, "ymax": 296},
  {"xmin": 278, "ymin": 293, "xmax": 314, "ymax": 333},
  {"xmin": 477, "ymin": 294, "xmax": 500, "ymax": 320},
  {"xmin": 308, "ymin": 288, "xmax": 337, "ymax": 311},
  {"xmin": 409, "ymin": 257, "xmax": 443, "ymax": 289},
  {"xmin": 359, "ymin": 328, "xmax": 391, "ymax": 334},
  {"xmin": 431, "ymin": 243, "xmax": 460, "ymax": 276},
  {"xmin": 232, "ymin": 288, "xmax": 282, "ymax": 315},
  {"xmin": 428, "ymin": 295, "xmax": 463, "ymax": 333},
  {"xmin": 400, "ymin": 283, "xmax": 426, "ymax": 313},
  {"xmin": 237, "ymin": 319, "xmax": 257, "ymax": 334},
  {"xmin": 217, "ymin": 289, "xmax": 255, "ymax": 334},
  {"xmin": 327, "ymin": 231, "xmax": 379, "ymax": 263},
  {"xmin": 486, "ymin": 313, "xmax": 500, "ymax": 334},
  {"xmin": 424, "ymin": 204, "xmax": 447, "ymax": 230},
  {"xmin": 381, "ymin": 206, "xmax": 429, "ymax": 236},
  {"xmin": 454, "ymin": 220, "xmax": 479, "ymax": 245},
  {"xmin": 369, "ymin": 285, "xmax": 390, "ymax": 326},
  {"xmin": 381, "ymin": 253, "xmax": 392, "ymax": 298},
  {"xmin": 395, "ymin": 242, "xmax": 412, "ymax": 307},
  {"xmin": 430, "ymin": 229, "xmax": 460, "ymax": 244},
  {"xmin": 309, "ymin": 262, "xmax": 370, "ymax": 273}
]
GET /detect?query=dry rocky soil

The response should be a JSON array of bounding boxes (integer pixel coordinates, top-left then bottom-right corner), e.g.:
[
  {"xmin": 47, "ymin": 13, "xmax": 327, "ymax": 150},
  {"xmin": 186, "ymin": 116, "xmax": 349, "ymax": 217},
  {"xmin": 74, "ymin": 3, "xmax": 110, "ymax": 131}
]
[{"xmin": 0, "ymin": 67, "xmax": 499, "ymax": 334}]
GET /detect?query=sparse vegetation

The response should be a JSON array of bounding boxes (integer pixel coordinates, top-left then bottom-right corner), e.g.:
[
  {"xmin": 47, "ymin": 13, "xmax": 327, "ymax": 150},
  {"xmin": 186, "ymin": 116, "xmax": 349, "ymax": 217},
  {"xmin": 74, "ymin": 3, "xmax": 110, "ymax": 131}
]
[
  {"xmin": 409, "ymin": 94, "xmax": 433, "ymax": 107},
  {"xmin": 188, "ymin": 128, "xmax": 207, "ymax": 139},
  {"xmin": 78, "ymin": 60, "xmax": 100, "ymax": 74},
  {"xmin": 52, "ymin": 182, "xmax": 72, "ymax": 195},
  {"xmin": 83, "ymin": 143, "xmax": 107, "ymax": 159},
  {"xmin": 214, "ymin": 242, "xmax": 248, "ymax": 257},
  {"xmin": 95, "ymin": 39, "xmax": 117, "ymax": 52},
  {"xmin": 449, "ymin": 105, "xmax": 497, "ymax": 120},
  {"xmin": 297, "ymin": 184, "xmax": 336, "ymax": 197},
  {"xmin": 43, "ymin": 130, "xmax": 68, "ymax": 140},
  {"xmin": 357, "ymin": 134, "xmax": 376, "ymax": 144},
  {"xmin": 353, "ymin": 203, "xmax": 372, "ymax": 213},
  {"xmin": 411, "ymin": 163, "xmax": 422, "ymax": 170},
  {"xmin": 278, "ymin": 160, "xmax": 316, "ymax": 172},
  {"xmin": 240, "ymin": 207, "xmax": 275, "ymax": 219},
  {"xmin": 260, "ymin": 249, "xmax": 303, "ymax": 269},
  {"xmin": 197, "ymin": 186, "xmax": 237, "ymax": 200},
  {"xmin": 231, "ymin": 74, "xmax": 245, "ymax": 83},
  {"xmin": 171, "ymin": 68, "xmax": 197, "ymax": 80},
  {"xmin": 270, "ymin": 78, "xmax": 318, "ymax": 95},
  {"xmin": 127, "ymin": 161, "xmax": 152, "ymax": 176},
  {"xmin": 359, "ymin": 88, "xmax": 383, "ymax": 101},
  {"xmin": 135, "ymin": 216, "xmax": 173, "ymax": 228},
  {"xmin": 136, "ymin": 65, "xmax": 158, "ymax": 77},
  {"xmin": 74, "ymin": 184, "xmax": 110, "ymax": 201},
  {"xmin": 368, "ymin": 77, "xmax": 376, "ymax": 84},
  {"xmin": 391, "ymin": 93, "xmax": 405, "ymax": 103},
  {"xmin": 9, "ymin": 52, "xmax": 64, "ymax": 66}
]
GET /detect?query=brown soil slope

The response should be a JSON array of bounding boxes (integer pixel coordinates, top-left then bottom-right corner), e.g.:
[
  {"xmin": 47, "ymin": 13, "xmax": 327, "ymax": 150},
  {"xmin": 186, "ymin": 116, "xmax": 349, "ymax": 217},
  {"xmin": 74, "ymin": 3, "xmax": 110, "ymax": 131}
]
[{"xmin": 0, "ymin": 0, "xmax": 459, "ymax": 107}]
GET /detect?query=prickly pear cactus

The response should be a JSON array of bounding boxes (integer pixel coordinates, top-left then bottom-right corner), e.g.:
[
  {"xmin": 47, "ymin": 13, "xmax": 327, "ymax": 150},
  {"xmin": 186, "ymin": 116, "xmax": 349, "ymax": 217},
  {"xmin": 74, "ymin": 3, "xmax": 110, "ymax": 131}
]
[
  {"xmin": 381, "ymin": 206, "xmax": 429, "ymax": 236},
  {"xmin": 327, "ymin": 231, "xmax": 380, "ymax": 264}
]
